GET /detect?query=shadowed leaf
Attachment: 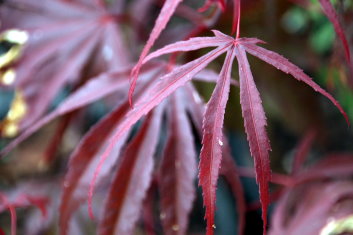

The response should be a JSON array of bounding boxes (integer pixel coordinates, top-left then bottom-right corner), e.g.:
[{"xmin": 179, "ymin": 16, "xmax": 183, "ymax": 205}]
[
  {"xmin": 98, "ymin": 106, "xmax": 163, "ymax": 235},
  {"xmin": 159, "ymin": 90, "xmax": 197, "ymax": 235}
]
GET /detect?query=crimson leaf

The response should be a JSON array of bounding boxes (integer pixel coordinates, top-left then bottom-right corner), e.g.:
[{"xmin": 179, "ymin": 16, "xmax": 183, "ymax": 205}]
[
  {"xmin": 98, "ymin": 106, "xmax": 163, "ymax": 235},
  {"xmin": 199, "ymin": 48, "xmax": 236, "ymax": 234},
  {"xmin": 236, "ymin": 45, "xmax": 271, "ymax": 234},
  {"xmin": 59, "ymin": 102, "xmax": 131, "ymax": 235},
  {"xmin": 242, "ymin": 42, "xmax": 349, "ymax": 124},
  {"xmin": 159, "ymin": 90, "xmax": 197, "ymax": 235},
  {"xmin": 130, "ymin": 0, "xmax": 183, "ymax": 105}
]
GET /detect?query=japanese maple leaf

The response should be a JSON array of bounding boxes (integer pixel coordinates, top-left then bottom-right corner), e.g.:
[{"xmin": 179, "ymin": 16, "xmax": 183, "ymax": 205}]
[
  {"xmin": 1, "ymin": 27, "xmax": 347, "ymax": 234},
  {"xmin": 0, "ymin": 0, "xmax": 130, "ymax": 133},
  {"xmin": 125, "ymin": 29, "xmax": 347, "ymax": 235},
  {"xmin": 0, "ymin": 59, "xmax": 221, "ymax": 234}
]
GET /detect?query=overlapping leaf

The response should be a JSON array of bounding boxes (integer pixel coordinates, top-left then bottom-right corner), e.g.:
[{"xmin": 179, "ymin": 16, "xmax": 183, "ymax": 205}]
[
  {"xmin": 59, "ymin": 69, "xmax": 162, "ymax": 234},
  {"xmin": 159, "ymin": 90, "xmax": 197, "ymax": 235},
  {"xmin": 98, "ymin": 106, "xmax": 163, "ymax": 235}
]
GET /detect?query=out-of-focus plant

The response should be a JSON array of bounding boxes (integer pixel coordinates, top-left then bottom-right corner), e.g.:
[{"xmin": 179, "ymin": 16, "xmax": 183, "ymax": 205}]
[{"xmin": 0, "ymin": 0, "xmax": 352, "ymax": 235}]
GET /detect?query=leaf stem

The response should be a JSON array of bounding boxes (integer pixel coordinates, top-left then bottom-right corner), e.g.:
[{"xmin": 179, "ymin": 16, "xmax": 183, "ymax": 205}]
[{"xmin": 235, "ymin": 0, "xmax": 241, "ymax": 39}]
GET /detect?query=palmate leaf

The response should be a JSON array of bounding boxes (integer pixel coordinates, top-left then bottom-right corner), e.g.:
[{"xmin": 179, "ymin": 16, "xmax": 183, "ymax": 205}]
[
  {"xmin": 0, "ymin": 0, "xmax": 130, "ymax": 132},
  {"xmin": 159, "ymin": 90, "xmax": 197, "ymax": 235},
  {"xmin": 1, "ymin": 22, "xmax": 347, "ymax": 233},
  {"xmin": 18, "ymin": 28, "xmax": 102, "ymax": 130},
  {"xmin": 132, "ymin": 30, "xmax": 347, "ymax": 235}
]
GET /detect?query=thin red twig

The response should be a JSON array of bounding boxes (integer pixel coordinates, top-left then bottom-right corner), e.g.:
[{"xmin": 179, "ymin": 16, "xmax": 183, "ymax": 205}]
[{"xmin": 235, "ymin": 0, "xmax": 241, "ymax": 39}]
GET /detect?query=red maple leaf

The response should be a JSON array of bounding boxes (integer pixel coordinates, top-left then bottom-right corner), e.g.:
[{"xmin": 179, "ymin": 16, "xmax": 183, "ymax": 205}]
[{"xmin": 0, "ymin": 0, "xmax": 130, "ymax": 131}]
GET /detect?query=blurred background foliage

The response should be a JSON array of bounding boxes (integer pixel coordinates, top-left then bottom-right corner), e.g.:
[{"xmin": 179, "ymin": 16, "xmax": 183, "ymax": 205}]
[{"xmin": 0, "ymin": 0, "xmax": 353, "ymax": 234}]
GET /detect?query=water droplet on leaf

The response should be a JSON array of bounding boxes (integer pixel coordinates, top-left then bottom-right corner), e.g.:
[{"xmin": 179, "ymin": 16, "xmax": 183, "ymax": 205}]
[{"xmin": 218, "ymin": 139, "xmax": 223, "ymax": 146}]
